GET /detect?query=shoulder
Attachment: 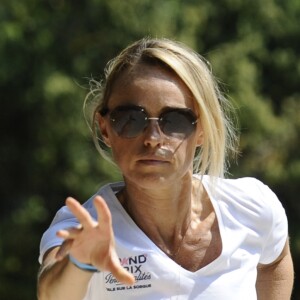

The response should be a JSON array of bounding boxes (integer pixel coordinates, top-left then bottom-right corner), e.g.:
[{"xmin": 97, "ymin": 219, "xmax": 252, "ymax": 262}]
[
  {"xmin": 202, "ymin": 176, "xmax": 288, "ymax": 263},
  {"xmin": 202, "ymin": 175, "xmax": 278, "ymax": 209},
  {"xmin": 216, "ymin": 176, "xmax": 271, "ymax": 196},
  {"xmin": 202, "ymin": 175, "xmax": 286, "ymax": 232},
  {"xmin": 39, "ymin": 182, "xmax": 122, "ymax": 263},
  {"xmin": 217, "ymin": 177, "xmax": 284, "ymax": 215},
  {"xmin": 52, "ymin": 182, "xmax": 123, "ymax": 222}
]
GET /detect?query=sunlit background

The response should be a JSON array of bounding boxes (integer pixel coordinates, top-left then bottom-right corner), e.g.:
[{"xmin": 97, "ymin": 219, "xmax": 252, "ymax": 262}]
[{"xmin": 0, "ymin": 0, "xmax": 299, "ymax": 299}]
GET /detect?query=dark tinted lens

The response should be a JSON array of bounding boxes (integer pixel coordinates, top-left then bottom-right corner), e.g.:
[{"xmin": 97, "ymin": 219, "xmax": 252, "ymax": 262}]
[
  {"xmin": 159, "ymin": 109, "xmax": 197, "ymax": 138},
  {"xmin": 110, "ymin": 107, "xmax": 147, "ymax": 138}
]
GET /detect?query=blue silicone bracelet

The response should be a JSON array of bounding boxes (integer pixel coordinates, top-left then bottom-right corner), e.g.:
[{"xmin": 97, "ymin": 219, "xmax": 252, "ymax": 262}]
[{"xmin": 69, "ymin": 255, "xmax": 99, "ymax": 273}]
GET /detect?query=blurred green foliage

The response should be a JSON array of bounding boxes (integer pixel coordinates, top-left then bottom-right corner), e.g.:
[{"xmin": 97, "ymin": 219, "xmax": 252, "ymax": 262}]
[{"xmin": 0, "ymin": 0, "xmax": 299, "ymax": 298}]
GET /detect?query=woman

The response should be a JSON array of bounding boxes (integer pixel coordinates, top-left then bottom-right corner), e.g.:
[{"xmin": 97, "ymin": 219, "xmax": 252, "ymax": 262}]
[{"xmin": 37, "ymin": 38, "xmax": 294, "ymax": 299}]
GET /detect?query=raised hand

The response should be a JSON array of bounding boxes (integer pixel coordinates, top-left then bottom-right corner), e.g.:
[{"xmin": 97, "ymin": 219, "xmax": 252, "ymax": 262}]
[{"xmin": 56, "ymin": 196, "xmax": 135, "ymax": 285}]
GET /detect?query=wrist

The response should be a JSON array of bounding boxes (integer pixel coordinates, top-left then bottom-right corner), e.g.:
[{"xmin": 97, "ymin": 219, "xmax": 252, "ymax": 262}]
[{"xmin": 68, "ymin": 255, "xmax": 99, "ymax": 273}]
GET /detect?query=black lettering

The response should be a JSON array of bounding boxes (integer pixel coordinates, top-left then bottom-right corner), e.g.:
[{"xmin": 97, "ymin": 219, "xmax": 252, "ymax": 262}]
[
  {"xmin": 128, "ymin": 256, "xmax": 137, "ymax": 264},
  {"xmin": 138, "ymin": 255, "xmax": 147, "ymax": 264},
  {"xmin": 134, "ymin": 265, "xmax": 142, "ymax": 273},
  {"xmin": 105, "ymin": 273, "xmax": 119, "ymax": 284}
]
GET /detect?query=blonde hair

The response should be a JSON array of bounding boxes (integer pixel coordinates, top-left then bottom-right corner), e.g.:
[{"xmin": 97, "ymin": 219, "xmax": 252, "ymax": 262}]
[{"xmin": 84, "ymin": 37, "xmax": 238, "ymax": 178}]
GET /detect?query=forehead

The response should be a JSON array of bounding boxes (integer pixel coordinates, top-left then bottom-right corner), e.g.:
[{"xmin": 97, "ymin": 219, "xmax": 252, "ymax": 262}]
[{"xmin": 108, "ymin": 64, "xmax": 196, "ymax": 111}]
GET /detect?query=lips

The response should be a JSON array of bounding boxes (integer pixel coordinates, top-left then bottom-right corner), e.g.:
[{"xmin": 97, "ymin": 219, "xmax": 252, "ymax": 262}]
[
  {"xmin": 136, "ymin": 148, "xmax": 174, "ymax": 165},
  {"xmin": 137, "ymin": 155, "xmax": 171, "ymax": 165},
  {"xmin": 138, "ymin": 156, "xmax": 170, "ymax": 163}
]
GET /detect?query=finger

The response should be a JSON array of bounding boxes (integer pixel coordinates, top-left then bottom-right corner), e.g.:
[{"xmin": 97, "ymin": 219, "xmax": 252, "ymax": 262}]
[
  {"xmin": 56, "ymin": 239, "xmax": 73, "ymax": 261},
  {"xmin": 56, "ymin": 226, "xmax": 82, "ymax": 239},
  {"xmin": 113, "ymin": 266, "xmax": 135, "ymax": 285},
  {"xmin": 93, "ymin": 197, "xmax": 134, "ymax": 284},
  {"xmin": 56, "ymin": 229, "xmax": 70, "ymax": 239},
  {"xmin": 107, "ymin": 254, "xmax": 135, "ymax": 285},
  {"xmin": 112, "ymin": 266, "xmax": 135, "ymax": 285},
  {"xmin": 66, "ymin": 197, "xmax": 96, "ymax": 229},
  {"xmin": 93, "ymin": 196, "xmax": 112, "ymax": 229}
]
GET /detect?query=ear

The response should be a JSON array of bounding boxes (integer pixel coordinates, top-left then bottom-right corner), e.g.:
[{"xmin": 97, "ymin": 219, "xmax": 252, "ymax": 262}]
[
  {"xmin": 96, "ymin": 113, "xmax": 111, "ymax": 147},
  {"xmin": 196, "ymin": 126, "xmax": 204, "ymax": 146}
]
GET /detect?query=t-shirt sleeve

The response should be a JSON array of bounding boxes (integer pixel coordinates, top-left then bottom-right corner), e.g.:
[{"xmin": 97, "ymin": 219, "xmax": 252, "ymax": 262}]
[
  {"xmin": 38, "ymin": 206, "xmax": 79, "ymax": 264},
  {"xmin": 258, "ymin": 182, "xmax": 288, "ymax": 264}
]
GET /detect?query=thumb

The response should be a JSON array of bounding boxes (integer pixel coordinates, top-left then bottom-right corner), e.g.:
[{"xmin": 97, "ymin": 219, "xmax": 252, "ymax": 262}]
[{"xmin": 107, "ymin": 251, "xmax": 135, "ymax": 285}]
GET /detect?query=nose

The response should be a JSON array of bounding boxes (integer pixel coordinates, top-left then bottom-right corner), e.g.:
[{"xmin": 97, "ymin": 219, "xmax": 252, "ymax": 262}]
[{"xmin": 143, "ymin": 119, "xmax": 164, "ymax": 148}]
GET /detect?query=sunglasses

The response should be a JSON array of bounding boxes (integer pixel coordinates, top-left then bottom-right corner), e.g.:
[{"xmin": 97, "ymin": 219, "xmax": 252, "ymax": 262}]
[{"xmin": 100, "ymin": 105, "xmax": 198, "ymax": 139}]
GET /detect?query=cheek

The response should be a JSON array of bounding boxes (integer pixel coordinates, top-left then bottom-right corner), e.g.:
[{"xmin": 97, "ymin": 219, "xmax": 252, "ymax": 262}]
[
  {"xmin": 109, "ymin": 139, "xmax": 136, "ymax": 167},
  {"xmin": 172, "ymin": 138, "xmax": 198, "ymax": 166}
]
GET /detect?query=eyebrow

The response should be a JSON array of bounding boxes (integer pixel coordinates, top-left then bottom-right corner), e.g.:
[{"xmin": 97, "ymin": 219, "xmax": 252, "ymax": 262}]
[{"xmin": 105, "ymin": 104, "xmax": 195, "ymax": 113}]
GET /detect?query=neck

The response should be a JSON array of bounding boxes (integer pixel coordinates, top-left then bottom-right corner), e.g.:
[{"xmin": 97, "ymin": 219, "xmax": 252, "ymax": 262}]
[{"xmin": 117, "ymin": 174, "xmax": 205, "ymax": 256}]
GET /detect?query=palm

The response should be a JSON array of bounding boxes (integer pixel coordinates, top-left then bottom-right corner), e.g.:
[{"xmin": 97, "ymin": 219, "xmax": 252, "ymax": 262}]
[{"xmin": 57, "ymin": 196, "xmax": 134, "ymax": 285}]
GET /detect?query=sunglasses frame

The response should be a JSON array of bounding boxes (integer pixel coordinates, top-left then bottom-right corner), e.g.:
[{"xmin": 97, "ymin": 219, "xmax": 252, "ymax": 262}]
[{"xmin": 100, "ymin": 105, "xmax": 198, "ymax": 139}]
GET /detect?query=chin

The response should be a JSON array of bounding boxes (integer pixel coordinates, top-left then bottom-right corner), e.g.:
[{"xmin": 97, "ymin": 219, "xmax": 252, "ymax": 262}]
[{"xmin": 127, "ymin": 172, "xmax": 172, "ymax": 187}]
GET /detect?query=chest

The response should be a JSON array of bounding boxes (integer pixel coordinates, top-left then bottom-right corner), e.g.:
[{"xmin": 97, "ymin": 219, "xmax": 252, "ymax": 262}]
[
  {"xmin": 98, "ymin": 223, "xmax": 258, "ymax": 300},
  {"xmin": 171, "ymin": 218, "xmax": 222, "ymax": 272}
]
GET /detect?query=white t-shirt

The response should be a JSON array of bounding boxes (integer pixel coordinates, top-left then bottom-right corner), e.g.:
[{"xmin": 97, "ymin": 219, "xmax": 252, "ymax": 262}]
[{"xmin": 39, "ymin": 176, "xmax": 288, "ymax": 300}]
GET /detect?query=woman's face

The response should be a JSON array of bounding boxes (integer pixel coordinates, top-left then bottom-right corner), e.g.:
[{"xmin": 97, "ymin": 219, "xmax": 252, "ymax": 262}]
[{"xmin": 99, "ymin": 64, "xmax": 203, "ymax": 188}]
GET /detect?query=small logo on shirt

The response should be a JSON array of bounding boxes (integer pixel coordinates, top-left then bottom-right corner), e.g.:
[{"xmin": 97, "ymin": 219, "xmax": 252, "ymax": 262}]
[{"xmin": 105, "ymin": 254, "xmax": 152, "ymax": 292}]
